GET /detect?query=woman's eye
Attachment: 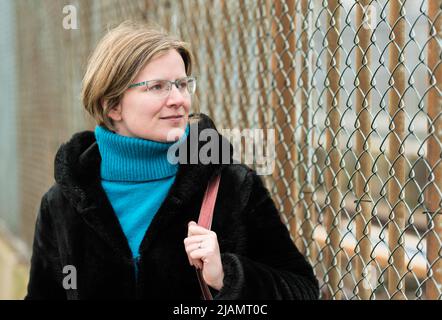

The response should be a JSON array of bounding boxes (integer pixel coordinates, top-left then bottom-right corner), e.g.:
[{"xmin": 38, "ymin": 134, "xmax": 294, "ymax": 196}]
[
  {"xmin": 149, "ymin": 84, "xmax": 163, "ymax": 91},
  {"xmin": 147, "ymin": 82, "xmax": 166, "ymax": 91}
]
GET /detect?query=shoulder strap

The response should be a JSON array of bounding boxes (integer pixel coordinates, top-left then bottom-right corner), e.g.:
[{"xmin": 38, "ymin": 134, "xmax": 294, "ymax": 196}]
[
  {"xmin": 197, "ymin": 174, "xmax": 221, "ymax": 229},
  {"xmin": 196, "ymin": 173, "xmax": 221, "ymax": 300}
]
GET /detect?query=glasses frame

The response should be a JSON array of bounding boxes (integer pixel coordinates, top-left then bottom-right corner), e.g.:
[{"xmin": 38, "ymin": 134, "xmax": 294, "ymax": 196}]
[{"xmin": 128, "ymin": 76, "xmax": 197, "ymax": 98}]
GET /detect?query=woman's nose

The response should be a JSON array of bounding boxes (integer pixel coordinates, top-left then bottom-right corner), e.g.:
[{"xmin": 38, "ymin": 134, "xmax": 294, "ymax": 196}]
[{"xmin": 166, "ymin": 85, "xmax": 187, "ymax": 106}]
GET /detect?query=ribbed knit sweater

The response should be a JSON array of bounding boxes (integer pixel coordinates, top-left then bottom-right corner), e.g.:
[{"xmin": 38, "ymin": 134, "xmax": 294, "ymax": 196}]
[{"xmin": 94, "ymin": 125, "xmax": 189, "ymax": 258}]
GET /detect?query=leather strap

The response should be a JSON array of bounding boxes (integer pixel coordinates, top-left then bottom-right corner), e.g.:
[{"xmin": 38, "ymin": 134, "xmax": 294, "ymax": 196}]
[{"xmin": 196, "ymin": 173, "xmax": 221, "ymax": 300}]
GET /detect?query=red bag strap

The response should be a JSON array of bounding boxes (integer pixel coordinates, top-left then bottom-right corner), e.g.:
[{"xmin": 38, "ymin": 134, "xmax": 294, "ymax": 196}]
[
  {"xmin": 198, "ymin": 174, "xmax": 221, "ymax": 229},
  {"xmin": 196, "ymin": 173, "xmax": 221, "ymax": 300}
]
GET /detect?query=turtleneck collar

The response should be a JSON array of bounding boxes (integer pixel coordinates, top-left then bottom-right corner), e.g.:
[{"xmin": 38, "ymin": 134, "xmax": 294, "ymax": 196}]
[{"xmin": 94, "ymin": 124, "xmax": 190, "ymax": 182}]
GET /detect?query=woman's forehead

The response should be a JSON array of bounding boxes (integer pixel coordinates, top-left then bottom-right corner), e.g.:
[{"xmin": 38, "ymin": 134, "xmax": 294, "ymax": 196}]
[{"xmin": 135, "ymin": 50, "xmax": 187, "ymax": 81}]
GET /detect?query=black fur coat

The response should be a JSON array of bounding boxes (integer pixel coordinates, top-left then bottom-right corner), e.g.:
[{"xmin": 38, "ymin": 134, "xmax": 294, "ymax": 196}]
[{"xmin": 25, "ymin": 113, "xmax": 319, "ymax": 300}]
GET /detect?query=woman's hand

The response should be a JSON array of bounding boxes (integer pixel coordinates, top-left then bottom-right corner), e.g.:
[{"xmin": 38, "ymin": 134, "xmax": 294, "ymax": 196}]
[{"xmin": 184, "ymin": 221, "xmax": 224, "ymax": 291}]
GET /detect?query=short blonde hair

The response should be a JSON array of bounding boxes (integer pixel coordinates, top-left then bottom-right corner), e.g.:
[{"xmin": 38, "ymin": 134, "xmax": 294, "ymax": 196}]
[{"xmin": 81, "ymin": 21, "xmax": 194, "ymax": 131}]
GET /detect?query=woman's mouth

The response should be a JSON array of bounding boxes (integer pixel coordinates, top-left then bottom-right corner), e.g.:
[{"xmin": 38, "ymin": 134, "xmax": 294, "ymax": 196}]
[
  {"xmin": 160, "ymin": 115, "xmax": 183, "ymax": 120},
  {"xmin": 160, "ymin": 115, "xmax": 184, "ymax": 124}
]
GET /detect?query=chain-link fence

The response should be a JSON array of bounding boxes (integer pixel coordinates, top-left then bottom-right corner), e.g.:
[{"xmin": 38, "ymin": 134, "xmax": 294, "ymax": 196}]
[{"xmin": 10, "ymin": 0, "xmax": 441, "ymax": 299}]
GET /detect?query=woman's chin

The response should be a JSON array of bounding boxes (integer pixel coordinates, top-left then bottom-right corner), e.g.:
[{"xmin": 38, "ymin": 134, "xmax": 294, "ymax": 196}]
[{"xmin": 159, "ymin": 126, "xmax": 187, "ymax": 142}]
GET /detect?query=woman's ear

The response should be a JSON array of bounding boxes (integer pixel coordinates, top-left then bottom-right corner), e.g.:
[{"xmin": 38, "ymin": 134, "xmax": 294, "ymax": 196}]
[{"xmin": 106, "ymin": 101, "xmax": 123, "ymax": 122}]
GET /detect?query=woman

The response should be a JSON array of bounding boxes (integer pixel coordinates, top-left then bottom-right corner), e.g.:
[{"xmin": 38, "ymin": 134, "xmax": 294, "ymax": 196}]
[{"xmin": 25, "ymin": 21, "xmax": 319, "ymax": 300}]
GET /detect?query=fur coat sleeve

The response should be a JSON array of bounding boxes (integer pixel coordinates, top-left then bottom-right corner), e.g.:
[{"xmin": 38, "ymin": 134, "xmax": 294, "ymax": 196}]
[
  {"xmin": 25, "ymin": 192, "xmax": 66, "ymax": 299},
  {"xmin": 214, "ymin": 170, "xmax": 319, "ymax": 300}
]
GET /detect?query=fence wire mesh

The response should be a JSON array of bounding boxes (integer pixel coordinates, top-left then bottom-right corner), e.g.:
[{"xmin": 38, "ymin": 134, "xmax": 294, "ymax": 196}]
[{"xmin": 13, "ymin": 0, "xmax": 441, "ymax": 299}]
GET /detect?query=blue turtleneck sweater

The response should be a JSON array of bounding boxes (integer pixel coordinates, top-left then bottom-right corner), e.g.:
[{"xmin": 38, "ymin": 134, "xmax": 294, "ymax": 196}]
[{"xmin": 94, "ymin": 125, "xmax": 189, "ymax": 259}]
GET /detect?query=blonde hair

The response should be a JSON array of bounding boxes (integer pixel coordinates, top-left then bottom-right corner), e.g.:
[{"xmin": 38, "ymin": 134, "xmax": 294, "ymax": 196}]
[{"xmin": 81, "ymin": 21, "xmax": 196, "ymax": 131}]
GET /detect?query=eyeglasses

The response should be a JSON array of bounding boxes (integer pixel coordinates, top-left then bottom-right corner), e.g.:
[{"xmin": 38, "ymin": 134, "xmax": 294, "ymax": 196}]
[{"xmin": 128, "ymin": 76, "xmax": 196, "ymax": 99}]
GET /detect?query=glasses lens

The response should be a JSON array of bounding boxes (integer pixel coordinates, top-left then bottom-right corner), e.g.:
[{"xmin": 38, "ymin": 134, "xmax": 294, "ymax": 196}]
[
  {"xmin": 146, "ymin": 80, "xmax": 170, "ymax": 97},
  {"xmin": 175, "ymin": 77, "xmax": 196, "ymax": 95},
  {"xmin": 185, "ymin": 77, "xmax": 196, "ymax": 94}
]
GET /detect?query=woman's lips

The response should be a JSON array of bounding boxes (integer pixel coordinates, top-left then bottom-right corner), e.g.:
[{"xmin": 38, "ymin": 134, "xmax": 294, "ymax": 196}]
[
  {"xmin": 160, "ymin": 115, "xmax": 183, "ymax": 119},
  {"xmin": 160, "ymin": 115, "xmax": 183, "ymax": 123}
]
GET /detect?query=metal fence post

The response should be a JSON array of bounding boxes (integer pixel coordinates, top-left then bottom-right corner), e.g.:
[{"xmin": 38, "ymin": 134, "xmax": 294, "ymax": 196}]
[
  {"xmin": 354, "ymin": 0, "xmax": 373, "ymax": 300},
  {"xmin": 257, "ymin": 0, "xmax": 272, "ymax": 125},
  {"xmin": 299, "ymin": 0, "xmax": 317, "ymax": 263},
  {"xmin": 387, "ymin": 0, "xmax": 406, "ymax": 300},
  {"xmin": 324, "ymin": 0, "xmax": 343, "ymax": 300},
  {"xmin": 238, "ymin": 0, "xmax": 252, "ymax": 128},
  {"xmin": 271, "ymin": 0, "xmax": 298, "ymax": 239},
  {"xmin": 425, "ymin": 0, "xmax": 442, "ymax": 300}
]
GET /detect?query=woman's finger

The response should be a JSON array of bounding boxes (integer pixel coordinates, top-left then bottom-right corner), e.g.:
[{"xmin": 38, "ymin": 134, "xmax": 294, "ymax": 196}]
[
  {"xmin": 184, "ymin": 236, "xmax": 210, "ymax": 267},
  {"xmin": 185, "ymin": 241, "xmax": 205, "ymax": 254},
  {"xmin": 187, "ymin": 221, "xmax": 211, "ymax": 236},
  {"xmin": 189, "ymin": 248, "xmax": 204, "ymax": 260},
  {"xmin": 183, "ymin": 234, "xmax": 207, "ymax": 246},
  {"xmin": 186, "ymin": 242, "xmax": 213, "ymax": 268}
]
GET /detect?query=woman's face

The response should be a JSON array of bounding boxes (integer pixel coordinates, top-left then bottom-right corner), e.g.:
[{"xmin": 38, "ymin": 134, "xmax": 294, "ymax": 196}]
[{"xmin": 108, "ymin": 49, "xmax": 191, "ymax": 142}]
